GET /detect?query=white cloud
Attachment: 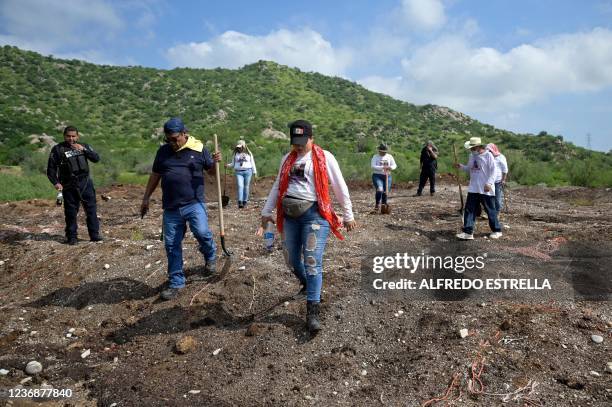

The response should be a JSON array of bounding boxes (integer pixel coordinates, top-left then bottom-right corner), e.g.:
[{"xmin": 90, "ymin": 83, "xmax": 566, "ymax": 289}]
[
  {"xmin": 358, "ymin": 28, "xmax": 612, "ymax": 112},
  {"xmin": 166, "ymin": 29, "xmax": 353, "ymax": 77},
  {"xmin": 400, "ymin": 0, "xmax": 447, "ymax": 31}
]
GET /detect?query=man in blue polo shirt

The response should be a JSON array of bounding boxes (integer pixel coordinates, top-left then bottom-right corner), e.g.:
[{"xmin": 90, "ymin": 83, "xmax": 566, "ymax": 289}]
[{"xmin": 140, "ymin": 117, "xmax": 222, "ymax": 300}]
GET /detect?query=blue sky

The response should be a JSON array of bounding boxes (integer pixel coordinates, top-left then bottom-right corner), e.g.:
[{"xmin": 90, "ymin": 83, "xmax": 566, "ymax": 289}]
[{"xmin": 1, "ymin": 0, "xmax": 611, "ymax": 151}]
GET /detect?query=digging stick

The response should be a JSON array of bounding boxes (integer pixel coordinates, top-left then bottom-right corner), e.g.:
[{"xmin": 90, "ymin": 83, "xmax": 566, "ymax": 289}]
[{"xmin": 452, "ymin": 144, "xmax": 465, "ymax": 215}]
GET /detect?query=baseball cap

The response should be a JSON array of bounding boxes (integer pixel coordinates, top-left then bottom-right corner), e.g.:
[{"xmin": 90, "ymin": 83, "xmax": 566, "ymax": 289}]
[
  {"xmin": 164, "ymin": 117, "xmax": 187, "ymax": 134},
  {"xmin": 289, "ymin": 120, "xmax": 312, "ymax": 145}
]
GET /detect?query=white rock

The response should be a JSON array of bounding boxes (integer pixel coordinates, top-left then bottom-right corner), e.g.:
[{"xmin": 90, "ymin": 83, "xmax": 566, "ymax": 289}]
[
  {"xmin": 146, "ymin": 245, "xmax": 154, "ymax": 251},
  {"xmin": 606, "ymin": 362, "xmax": 612, "ymax": 374},
  {"xmin": 25, "ymin": 361, "xmax": 43, "ymax": 375},
  {"xmin": 87, "ymin": 306, "xmax": 93, "ymax": 311},
  {"xmin": 103, "ymin": 264, "xmax": 110, "ymax": 269},
  {"xmin": 155, "ymin": 260, "xmax": 162, "ymax": 264},
  {"xmin": 394, "ymin": 313, "xmax": 399, "ymax": 317},
  {"xmin": 110, "ymin": 403, "xmax": 117, "ymax": 407},
  {"xmin": 145, "ymin": 263, "xmax": 151, "ymax": 269},
  {"xmin": 397, "ymin": 310, "xmax": 404, "ymax": 315},
  {"xmin": 81, "ymin": 349, "xmax": 91, "ymax": 359},
  {"xmin": 238, "ymin": 266, "xmax": 246, "ymax": 271},
  {"xmin": 590, "ymin": 370, "xmax": 601, "ymax": 377},
  {"xmin": 360, "ymin": 369, "xmax": 367, "ymax": 376},
  {"xmin": 0, "ymin": 369, "xmax": 9, "ymax": 375},
  {"xmin": 66, "ymin": 333, "xmax": 72, "ymax": 338},
  {"xmin": 21, "ymin": 377, "xmax": 32, "ymax": 384},
  {"xmin": 283, "ymin": 301, "xmax": 289, "ymax": 307},
  {"xmin": 212, "ymin": 348, "xmax": 222, "ymax": 356},
  {"xmin": 68, "ymin": 328, "xmax": 76, "ymax": 333},
  {"xmin": 459, "ymin": 328, "xmax": 469, "ymax": 338},
  {"xmin": 592, "ymin": 335, "xmax": 604, "ymax": 344},
  {"xmin": 30, "ymin": 331, "xmax": 38, "ymax": 335},
  {"xmin": 0, "ymin": 260, "xmax": 4, "ymax": 266},
  {"xmin": 188, "ymin": 390, "xmax": 201, "ymax": 394}
]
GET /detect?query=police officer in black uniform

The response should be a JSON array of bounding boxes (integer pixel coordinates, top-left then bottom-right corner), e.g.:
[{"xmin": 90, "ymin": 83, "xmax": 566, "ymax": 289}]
[{"xmin": 47, "ymin": 126, "xmax": 102, "ymax": 245}]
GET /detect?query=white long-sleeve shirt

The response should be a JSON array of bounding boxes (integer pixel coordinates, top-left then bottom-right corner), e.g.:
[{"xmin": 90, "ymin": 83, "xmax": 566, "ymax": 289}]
[
  {"xmin": 460, "ymin": 151, "xmax": 497, "ymax": 196},
  {"xmin": 371, "ymin": 153, "xmax": 397, "ymax": 175},
  {"xmin": 261, "ymin": 150, "xmax": 354, "ymax": 221},
  {"xmin": 493, "ymin": 154, "xmax": 508, "ymax": 183},
  {"xmin": 230, "ymin": 152, "xmax": 257, "ymax": 174}
]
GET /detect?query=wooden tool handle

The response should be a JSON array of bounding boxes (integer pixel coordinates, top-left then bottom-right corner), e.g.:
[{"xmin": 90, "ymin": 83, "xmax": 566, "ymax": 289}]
[{"xmin": 214, "ymin": 134, "xmax": 225, "ymax": 236}]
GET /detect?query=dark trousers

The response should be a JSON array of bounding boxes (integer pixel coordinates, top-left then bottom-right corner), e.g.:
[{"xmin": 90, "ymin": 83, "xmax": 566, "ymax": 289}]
[
  {"xmin": 63, "ymin": 177, "xmax": 100, "ymax": 239},
  {"xmin": 463, "ymin": 192, "xmax": 501, "ymax": 234},
  {"xmin": 417, "ymin": 168, "xmax": 436, "ymax": 194}
]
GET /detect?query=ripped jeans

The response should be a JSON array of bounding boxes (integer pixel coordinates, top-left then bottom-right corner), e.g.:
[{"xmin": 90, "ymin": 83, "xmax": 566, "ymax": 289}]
[{"xmin": 282, "ymin": 203, "xmax": 330, "ymax": 303}]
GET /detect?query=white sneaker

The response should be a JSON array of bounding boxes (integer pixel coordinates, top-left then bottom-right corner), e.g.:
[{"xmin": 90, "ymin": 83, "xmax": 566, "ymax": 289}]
[
  {"xmin": 456, "ymin": 232, "xmax": 474, "ymax": 240},
  {"xmin": 490, "ymin": 232, "xmax": 503, "ymax": 239}
]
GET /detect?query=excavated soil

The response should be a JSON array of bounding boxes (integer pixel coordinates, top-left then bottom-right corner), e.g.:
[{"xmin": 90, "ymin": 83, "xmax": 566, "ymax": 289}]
[{"xmin": 0, "ymin": 177, "xmax": 611, "ymax": 406}]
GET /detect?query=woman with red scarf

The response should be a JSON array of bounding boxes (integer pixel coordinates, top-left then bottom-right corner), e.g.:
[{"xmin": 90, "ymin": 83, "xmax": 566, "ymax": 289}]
[{"xmin": 261, "ymin": 120, "xmax": 356, "ymax": 333}]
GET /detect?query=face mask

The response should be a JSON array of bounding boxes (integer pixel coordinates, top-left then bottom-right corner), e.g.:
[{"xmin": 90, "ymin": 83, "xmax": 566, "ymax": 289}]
[{"xmin": 471, "ymin": 151, "xmax": 479, "ymax": 156}]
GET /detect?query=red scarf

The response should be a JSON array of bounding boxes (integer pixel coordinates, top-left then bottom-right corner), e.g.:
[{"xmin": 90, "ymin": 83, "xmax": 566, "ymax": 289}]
[{"xmin": 276, "ymin": 144, "xmax": 344, "ymax": 240}]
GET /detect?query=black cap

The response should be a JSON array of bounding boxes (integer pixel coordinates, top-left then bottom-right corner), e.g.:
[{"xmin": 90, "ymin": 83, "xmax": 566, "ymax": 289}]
[
  {"xmin": 378, "ymin": 143, "xmax": 388, "ymax": 152},
  {"xmin": 289, "ymin": 120, "xmax": 313, "ymax": 145}
]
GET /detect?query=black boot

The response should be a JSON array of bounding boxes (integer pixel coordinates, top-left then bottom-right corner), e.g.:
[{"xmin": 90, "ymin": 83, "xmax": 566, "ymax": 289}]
[{"xmin": 306, "ymin": 301, "xmax": 321, "ymax": 333}]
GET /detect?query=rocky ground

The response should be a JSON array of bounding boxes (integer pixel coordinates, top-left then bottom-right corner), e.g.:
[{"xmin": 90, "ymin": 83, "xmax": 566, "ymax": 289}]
[{"xmin": 0, "ymin": 177, "xmax": 611, "ymax": 406}]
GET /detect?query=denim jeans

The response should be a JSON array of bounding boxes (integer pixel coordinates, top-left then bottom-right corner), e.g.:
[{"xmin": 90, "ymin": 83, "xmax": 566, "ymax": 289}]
[
  {"xmin": 494, "ymin": 182, "xmax": 504, "ymax": 213},
  {"xmin": 235, "ymin": 168, "xmax": 253, "ymax": 202},
  {"xmin": 463, "ymin": 192, "xmax": 501, "ymax": 234},
  {"xmin": 163, "ymin": 201, "xmax": 217, "ymax": 288},
  {"xmin": 282, "ymin": 203, "xmax": 330, "ymax": 302},
  {"xmin": 372, "ymin": 173, "xmax": 392, "ymax": 205}
]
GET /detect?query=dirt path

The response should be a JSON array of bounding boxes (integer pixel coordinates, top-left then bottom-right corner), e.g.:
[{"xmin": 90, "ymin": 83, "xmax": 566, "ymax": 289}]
[{"xmin": 1, "ymin": 180, "xmax": 611, "ymax": 406}]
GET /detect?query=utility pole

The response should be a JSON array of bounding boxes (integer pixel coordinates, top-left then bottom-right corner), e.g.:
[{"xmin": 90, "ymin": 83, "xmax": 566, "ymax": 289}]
[{"xmin": 586, "ymin": 133, "xmax": 592, "ymax": 150}]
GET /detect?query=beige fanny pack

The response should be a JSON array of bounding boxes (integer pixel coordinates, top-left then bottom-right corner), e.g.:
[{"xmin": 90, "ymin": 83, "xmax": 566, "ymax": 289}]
[{"xmin": 282, "ymin": 196, "xmax": 314, "ymax": 218}]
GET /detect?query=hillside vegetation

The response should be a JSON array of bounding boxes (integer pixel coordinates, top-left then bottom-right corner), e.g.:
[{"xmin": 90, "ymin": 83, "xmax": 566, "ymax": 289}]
[{"xmin": 0, "ymin": 45, "xmax": 610, "ymax": 201}]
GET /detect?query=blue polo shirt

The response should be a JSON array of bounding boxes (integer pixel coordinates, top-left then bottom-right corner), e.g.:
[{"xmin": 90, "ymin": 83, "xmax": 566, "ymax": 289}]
[{"xmin": 152, "ymin": 143, "xmax": 214, "ymax": 209}]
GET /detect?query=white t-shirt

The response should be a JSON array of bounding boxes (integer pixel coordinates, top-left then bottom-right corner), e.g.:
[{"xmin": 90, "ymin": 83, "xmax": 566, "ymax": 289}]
[
  {"xmin": 460, "ymin": 151, "xmax": 497, "ymax": 196},
  {"xmin": 371, "ymin": 153, "xmax": 397, "ymax": 175},
  {"xmin": 262, "ymin": 150, "xmax": 354, "ymax": 221},
  {"xmin": 493, "ymin": 154, "xmax": 508, "ymax": 183},
  {"xmin": 231, "ymin": 152, "xmax": 257, "ymax": 174}
]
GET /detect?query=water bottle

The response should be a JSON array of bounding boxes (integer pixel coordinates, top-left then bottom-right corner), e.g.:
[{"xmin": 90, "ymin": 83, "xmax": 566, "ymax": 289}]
[
  {"xmin": 264, "ymin": 221, "xmax": 275, "ymax": 252},
  {"xmin": 56, "ymin": 191, "xmax": 63, "ymax": 206}
]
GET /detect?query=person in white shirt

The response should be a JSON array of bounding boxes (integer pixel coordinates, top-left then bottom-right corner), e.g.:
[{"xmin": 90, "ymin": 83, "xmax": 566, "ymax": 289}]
[
  {"xmin": 370, "ymin": 143, "xmax": 397, "ymax": 213},
  {"xmin": 486, "ymin": 143, "xmax": 508, "ymax": 213},
  {"xmin": 260, "ymin": 119, "xmax": 355, "ymax": 334},
  {"xmin": 227, "ymin": 140, "xmax": 257, "ymax": 208},
  {"xmin": 454, "ymin": 137, "xmax": 502, "ymax": 240}
]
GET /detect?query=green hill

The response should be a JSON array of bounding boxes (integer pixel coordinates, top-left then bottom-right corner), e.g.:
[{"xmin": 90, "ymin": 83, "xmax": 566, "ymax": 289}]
[{"xmin": 0, "ymin": 45, "xmax": 610, "ymax": 200}]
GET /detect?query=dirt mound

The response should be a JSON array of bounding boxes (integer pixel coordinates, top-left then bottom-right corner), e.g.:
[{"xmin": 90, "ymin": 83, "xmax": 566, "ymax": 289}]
[{"xmin": 1, "ymin": 181, "xmax": 611, "ymax": 405}]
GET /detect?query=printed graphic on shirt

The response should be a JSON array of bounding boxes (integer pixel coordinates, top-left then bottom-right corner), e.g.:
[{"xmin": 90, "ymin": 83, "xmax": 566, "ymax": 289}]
[
  {"xmin": 471, "ymin": 160, "xmax": 480, "ymax": 172},
  {"xmin": 237, "ymin": 153, "xmax": 248, "ymax": 167},
  {"xmin": 290, "ymin": 162, "xmax": 307, "ymax": 185},
  {"xmin": 64, "ymin": 149, "xmax": 84, "ymax": 158}
]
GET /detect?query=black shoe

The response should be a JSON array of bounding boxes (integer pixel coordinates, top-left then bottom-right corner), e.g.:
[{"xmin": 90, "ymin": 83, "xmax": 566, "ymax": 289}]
[
  {"xmin": 430, "ymin": 192, "xmax": 435, "ymax": 196},
  {"xmin": 66, "ymin": 237, "xmax": 78, "ymax": 245},
  {"xmin": 204, "ymin": 259, "xmax": 217, "ymax": 275},
  {"xmin": 238, "ymin": 201, "xmax": 244, "ymax": 209},
  {"xmin": 242, "ymin": 201, "xmax": 248, "ymax": 208},
  {"xmin": 306, "ymin": 301, "xmax": 321, "ymax": 333},
  {"xmin": 160, "ymin": 287, "xmax": 181, "ymax": 301},
  {"xmin": 90, "ymin": 235, "xmax": 103, "ymax": 242},
  {"xmin": 414, "ymin": 192, "xmax": 422, "ymax": 197}
]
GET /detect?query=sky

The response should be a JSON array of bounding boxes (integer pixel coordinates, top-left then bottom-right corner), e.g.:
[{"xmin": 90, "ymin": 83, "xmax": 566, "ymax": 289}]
[{"xmin": 1, "ymin": 0, "xmax": 611, "ymax": 152}]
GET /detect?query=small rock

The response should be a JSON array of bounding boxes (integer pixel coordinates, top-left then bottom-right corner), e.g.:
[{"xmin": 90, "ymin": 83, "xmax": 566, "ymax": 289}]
[
  {"xmin": 81, "ymin": 349, "xmax": 91, "ymax": 359},
  {"xmin": 606, "ymin": 362, "xmax": 612, "ymax": 374},
  {"xmin": 212, "ymin": 348, "xmax": 222, "ymax": 356},
  {"xmin": 591, "ymin": 335, "xmax": 604, "ymax": 344},
  {"xmin": 415, "ymin": 232, "xmax": 420, "ymax": 236},
  {"xmin": 238, "ymin": 266, "xmax": 246, "ymax": 271},
  {"xmin": 175, "ymin": 336, "xmax": 197, "ymax": 354},
  {"xmin": 283, "ymin": 301, "xmax": 289, "ymax": 307},
  {"xmin": 110, "ymin": 403, "xmax": 117, "ymax": 407},
  {"xmin": 74, "ymin": 328, "xmax": 88, "ymax": 337},
  {"xmin": 188, "ymin": 390, "xmax": 201, "ymax": 394},
  {"xmin": 68, "ymin": 328, "xmax": 76, "ymax": 333},
  {"xmin": 29, "ymin": 331, "xmax": 37, "ymax": 335},
  {"xmin": 500, "ymin": 320, "xmax": 512, "ymax": 331},
  {"xmin": 66, "ymin": 333, "xmax": 72, "ymax": 338},
  {"xmin": 21, "ymin": 377, "xmax": 32, "ymax": 384},
  {"xmin": 459, "ymin": 328, "xmax": 469, "ymax": 339},
  {"xmin": 590, "ymin": 370, "xmax": 601, "ymax": 377},
  {"xmin": 245, "ymin": 323, "xmax": 263, "ymax": 337},
  {"xmin": 0, "ymin": 368, "xmax": 9, "ymax": 375},
  {"xmin": 25, "ymin": 361, "xmax": 43, "ymax": 375},
  {"xmin": 155, "ymin": 260, "xmax": 162, "ymax": 264},
  {"xmin": 145, "ymin": 263, "xmax": 151, "ymax": 269},
  {"xmin": 0, "ymin": 260, "xmax": 4, "ymax": 266},
  {"xmin": 561, "ymin": 344, "xmax": 567, "ymax": 349},
  {"xmin": 397, "ymin": 310, "xmax": 404, "ymax": 316},
  {"xmin": 146, "ymin": 245, "xmax": 154, "ymax": 251},
  {"xmin": 360, "ymin": 369, "xmax": 367, "ymax": 376},
  {"xmin": 103, "ymin": 264, "xmax": 110, "ymax": 269}
]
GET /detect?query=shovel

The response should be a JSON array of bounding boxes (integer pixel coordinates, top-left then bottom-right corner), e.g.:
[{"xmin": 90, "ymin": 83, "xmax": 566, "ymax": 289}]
[
  {"xmin": 214, "ymin": 134, "xmax": 232, "ymax": 257},
  {"xmin": 452, "ymin": 144, "xmax": 465, "ymax": 216},
  {"xmin": 222, "ymin": 153, "xmax": 230, "ymax": 208},
  {"xmin": 380, "ymin": 171, "xmax": 391, "ymax": 214}
]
